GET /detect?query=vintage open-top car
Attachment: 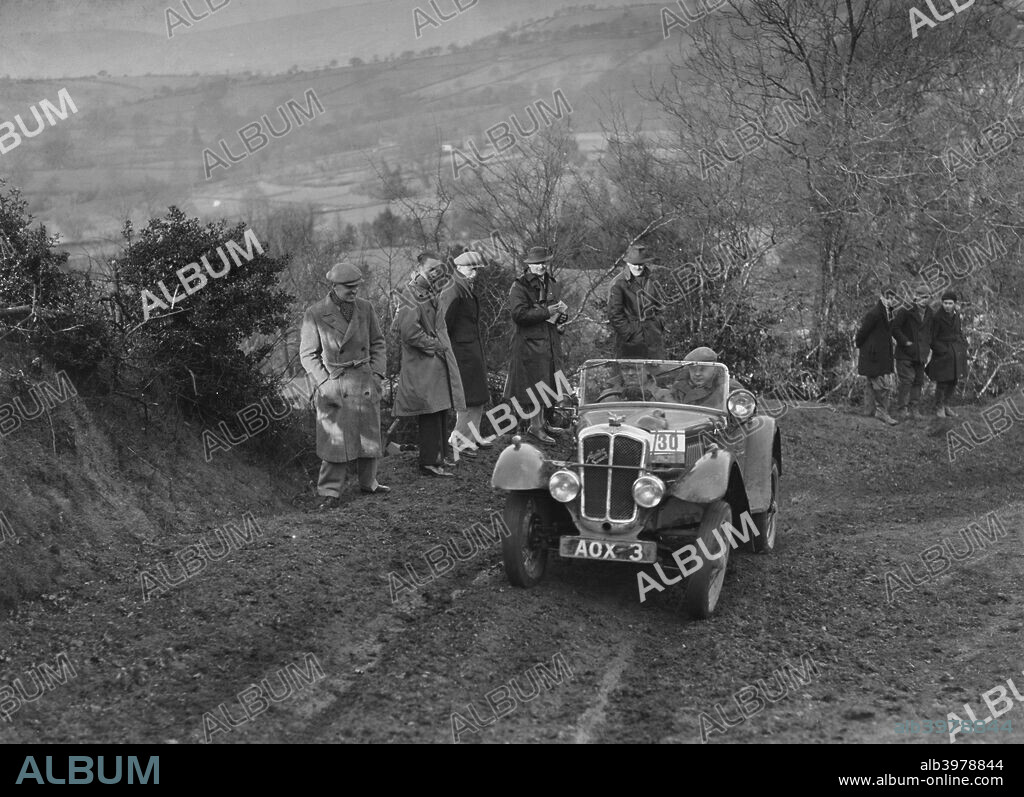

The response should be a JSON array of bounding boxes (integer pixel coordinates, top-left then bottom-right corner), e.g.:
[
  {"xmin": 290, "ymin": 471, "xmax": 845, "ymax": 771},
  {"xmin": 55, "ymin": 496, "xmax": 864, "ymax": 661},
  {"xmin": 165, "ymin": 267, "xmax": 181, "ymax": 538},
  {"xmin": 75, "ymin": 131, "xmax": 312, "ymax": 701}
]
[{"xmin": 491, "ymin": 359, "xmax": 781, "ymax": 619}]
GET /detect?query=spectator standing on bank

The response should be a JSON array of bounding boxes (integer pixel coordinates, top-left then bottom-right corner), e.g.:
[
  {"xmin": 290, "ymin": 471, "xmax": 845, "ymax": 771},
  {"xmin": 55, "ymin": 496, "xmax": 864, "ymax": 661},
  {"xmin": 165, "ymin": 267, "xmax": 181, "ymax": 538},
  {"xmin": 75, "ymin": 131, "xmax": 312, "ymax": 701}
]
[
  {"xmin": 891, "ymin": 287, "xmax": 934, "ymax": 420},
  {"xmin": 299, "ymin": 263, "xmax": 388, "ymax": 509},
  {"xmin": 927, "ymin": 290, "xmax": 969, "ymax": 418},
  {"xmin": 855, "ymin": 291, "xmax": 899, "ymax": 426},
  {"xmin": 393, "ymin": 252, "xmax": 466, "ymax": 477},
  {"xmin": 607, "ymin": 243, "xmax": 667, "ymax": 359},
  {"xmin": 504, "ymin": 245, "xmax": 566, "ymax": 445},
  {"xmin": 439, "ymin": 250, "xmax": 493, "ymax": 459}
]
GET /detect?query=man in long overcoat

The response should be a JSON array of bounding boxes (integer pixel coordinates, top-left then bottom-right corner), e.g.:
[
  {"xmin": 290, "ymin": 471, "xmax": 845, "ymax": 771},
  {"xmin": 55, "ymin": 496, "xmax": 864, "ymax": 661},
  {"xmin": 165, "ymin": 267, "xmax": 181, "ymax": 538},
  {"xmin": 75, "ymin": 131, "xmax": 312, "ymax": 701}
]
[
  {"xmin": 393, "ymin": 252, "xmax": 466, "ymax": 476},
  {"xmin": 855, "ymin": 291, "xmax": 899, "ymax": 426},
  {"xmin": 607, "ymin": 243, "xmax": 666, "ymax": 358},
  {"xmin": 504, "ymin": 246, "xmax": 566, "ymax": 445},
  {"xmin": 891, "ymin": 287, "xmax": 934, "ymax": 419},
  {"xmin": 299, "ymin": 262, "xmax": 388, "ymax": 508},
  {"xmin": 439, "ymin": 250, "xmax": 491, "ymax": 459},
  {"xmin": 927, "ymin": 290, "xmax": 969, "ymax": 418}
]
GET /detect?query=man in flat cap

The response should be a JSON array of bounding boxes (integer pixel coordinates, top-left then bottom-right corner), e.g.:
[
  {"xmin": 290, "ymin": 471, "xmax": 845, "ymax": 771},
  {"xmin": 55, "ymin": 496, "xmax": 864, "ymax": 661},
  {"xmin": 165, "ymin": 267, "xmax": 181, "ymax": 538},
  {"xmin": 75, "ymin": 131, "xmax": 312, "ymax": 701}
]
[
  {"xmin": 393, "ymin": 252, "xmax": 466, "ymax": 476},
  {"xmin": 439, "ymin": 249, "xmax": 492, "ymax": 459},
  {"xmin": 891, "ymin": 286, "xmax": 933, "ymax": 420},
  {"xmin": 608, "ymin": 243, "xmax": 666, "ymax": 359},
  {"xmin": 668, "ymin": 346, "xmax": 731, "ymax": 406},
  {"xmin": 504, "ymin": 245, "xmax": 567, "ymax": 444},
  {"xmin": 300, "ymin": 262, "xmax": 388, "ymax": 509}
]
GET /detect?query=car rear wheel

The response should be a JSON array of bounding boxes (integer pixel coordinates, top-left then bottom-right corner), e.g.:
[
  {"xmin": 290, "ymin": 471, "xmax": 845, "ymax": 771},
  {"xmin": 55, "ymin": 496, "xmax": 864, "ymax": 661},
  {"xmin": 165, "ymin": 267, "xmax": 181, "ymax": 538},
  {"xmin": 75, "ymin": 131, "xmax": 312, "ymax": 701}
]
[
  {"xmin": 683, "ymin": 500, "xmax": 731, "ymax": 620},
  {"xmin": 501, "ymin": 491, "xmax": 551, "ymax": 588},
  {"xmin": 748, "ymin": 460, "xmax": 779, "ymax": 553}
]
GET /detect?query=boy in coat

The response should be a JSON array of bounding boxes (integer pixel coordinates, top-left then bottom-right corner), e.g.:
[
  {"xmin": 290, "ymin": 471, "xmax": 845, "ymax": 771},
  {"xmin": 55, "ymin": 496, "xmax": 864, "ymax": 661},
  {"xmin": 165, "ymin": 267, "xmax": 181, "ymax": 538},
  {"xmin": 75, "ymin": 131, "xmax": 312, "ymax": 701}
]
[
  {"xmin": 891, "ymin": 287, "xmax": 934, "ymax": 419},
  {"xmin": 299, "ymin": 262, "xmax": 388, "ymax": 508},
  {"xmin": 927, "ymin": 291, "xmax": 969, "ymax": 418},
  {"xmin": 855, "ymin": 292, "xmax": 899, "ymax": 426}
]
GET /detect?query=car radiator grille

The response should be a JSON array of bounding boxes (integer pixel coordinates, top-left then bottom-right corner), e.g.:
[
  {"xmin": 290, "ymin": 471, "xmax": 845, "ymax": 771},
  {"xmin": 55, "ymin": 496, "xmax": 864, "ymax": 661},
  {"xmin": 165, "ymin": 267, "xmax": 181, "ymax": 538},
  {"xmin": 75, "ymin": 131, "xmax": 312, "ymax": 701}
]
[
  {"xmin": 684, "ymin": 434, "xmax": 705, "ymax": 467},
  {"xmin": 581, "ymin": 433, "xmax": 645, "ymax": 521}
]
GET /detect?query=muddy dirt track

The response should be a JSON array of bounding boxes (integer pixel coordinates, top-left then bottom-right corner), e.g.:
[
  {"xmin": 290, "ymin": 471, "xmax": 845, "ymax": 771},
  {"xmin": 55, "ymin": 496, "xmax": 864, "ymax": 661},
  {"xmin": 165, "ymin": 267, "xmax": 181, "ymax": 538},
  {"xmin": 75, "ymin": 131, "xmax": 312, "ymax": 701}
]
[{"xmin": 1, "ymin": 406, "xmax": 1022, "ymax": 745}]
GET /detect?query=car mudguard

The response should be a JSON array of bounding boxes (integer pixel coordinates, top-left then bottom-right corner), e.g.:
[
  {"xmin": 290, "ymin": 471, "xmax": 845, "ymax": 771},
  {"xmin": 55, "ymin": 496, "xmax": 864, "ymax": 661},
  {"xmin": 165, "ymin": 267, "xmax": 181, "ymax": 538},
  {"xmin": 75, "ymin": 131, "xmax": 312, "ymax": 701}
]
[
  {"xmin": 668, "ymin": 448, "xmax": 734, "ymax": 504},
  {"xmin": 742, "ymin": 415, "xmax": 781, "ymax": 514},
  {"xmin": 491, "ymin": 442, "xmax": 550, "ymax": 491}
]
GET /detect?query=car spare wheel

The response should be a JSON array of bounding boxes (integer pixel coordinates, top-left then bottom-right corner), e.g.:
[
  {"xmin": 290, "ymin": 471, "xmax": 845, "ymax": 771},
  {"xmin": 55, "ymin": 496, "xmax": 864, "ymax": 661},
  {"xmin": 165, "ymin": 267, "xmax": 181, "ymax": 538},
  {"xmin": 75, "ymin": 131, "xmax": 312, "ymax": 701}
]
[
  {"xmin": 683, "ymin": 500, "xmax": 732, "ymax": 620},
  {"xmin": 501, "ymin": 491, "xmax": 551, "ymax": 588},
  {"xmin": 748, "ymin": 459, "xmax": 779, "ymax": 553}
]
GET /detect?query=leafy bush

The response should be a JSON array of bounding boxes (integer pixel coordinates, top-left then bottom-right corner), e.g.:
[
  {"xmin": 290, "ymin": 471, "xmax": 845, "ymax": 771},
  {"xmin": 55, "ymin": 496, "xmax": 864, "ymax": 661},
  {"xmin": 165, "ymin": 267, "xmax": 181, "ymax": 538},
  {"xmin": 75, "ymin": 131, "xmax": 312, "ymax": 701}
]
[
  {"xmin": 0, "ymin": 181, "xmax": 112, "ymax": 384},
  {"xmin": 109, "ymin": 207, "xmax": 292, "ymax": 421}
]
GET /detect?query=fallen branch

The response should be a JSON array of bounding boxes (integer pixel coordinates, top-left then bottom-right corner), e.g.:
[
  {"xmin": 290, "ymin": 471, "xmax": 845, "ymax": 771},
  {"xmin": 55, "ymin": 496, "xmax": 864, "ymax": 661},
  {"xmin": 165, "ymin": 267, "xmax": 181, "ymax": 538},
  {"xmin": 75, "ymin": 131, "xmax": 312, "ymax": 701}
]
[{"xmin": 0, "ymin": 305, "xmax": 57, "ymax": 318}]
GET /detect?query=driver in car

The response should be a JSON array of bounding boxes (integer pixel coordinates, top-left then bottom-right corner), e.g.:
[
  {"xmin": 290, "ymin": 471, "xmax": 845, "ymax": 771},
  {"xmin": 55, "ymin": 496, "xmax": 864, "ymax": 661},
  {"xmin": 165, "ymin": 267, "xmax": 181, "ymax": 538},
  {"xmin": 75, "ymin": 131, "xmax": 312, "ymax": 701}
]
[{"xmin": 666, "ymin": 347, "xmax": 735, "ymax": 406}]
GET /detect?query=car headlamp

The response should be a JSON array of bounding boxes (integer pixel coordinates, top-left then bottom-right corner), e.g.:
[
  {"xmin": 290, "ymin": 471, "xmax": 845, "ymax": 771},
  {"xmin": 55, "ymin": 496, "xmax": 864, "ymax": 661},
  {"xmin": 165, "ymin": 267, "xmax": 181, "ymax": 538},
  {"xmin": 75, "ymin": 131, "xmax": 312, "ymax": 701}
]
[
  {"xmin": 727, "ymin": 390, "xmax": 757, "ymax": 422},
  {"xmin": 632, "ymin": 475, "xmax": 665, "ymax": 508},
  {"xmin": 548, "ymin": 469, "xmax": 581, "ymax": 503}
]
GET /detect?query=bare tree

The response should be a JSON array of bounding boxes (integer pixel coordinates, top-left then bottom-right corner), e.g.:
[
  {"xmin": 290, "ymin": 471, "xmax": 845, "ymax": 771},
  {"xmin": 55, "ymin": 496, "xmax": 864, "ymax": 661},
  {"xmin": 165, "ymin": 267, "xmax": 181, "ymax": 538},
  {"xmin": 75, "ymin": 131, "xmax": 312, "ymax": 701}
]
[{"xmin": 649, "ymin": 0, "xmax": 1024, "ymax": 388}]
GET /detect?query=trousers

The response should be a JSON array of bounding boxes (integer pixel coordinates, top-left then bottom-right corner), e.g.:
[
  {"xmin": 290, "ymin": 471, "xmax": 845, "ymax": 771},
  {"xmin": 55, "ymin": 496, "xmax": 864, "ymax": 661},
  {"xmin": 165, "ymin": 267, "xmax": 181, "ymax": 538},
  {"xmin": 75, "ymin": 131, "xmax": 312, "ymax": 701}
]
[
  {"xmin": 417, "ymin": 410, "xmax": 448, "ymax": 466},
  {"xmin": 864, "ymin": 374, "xmax": 892, "ymax": 415},
  {"xmin": 452, "ymin": 404, "xmax": 486, "ymax": 447},
  {"xmin": 895, "ymin": 361, "xmax": 925, "ymax": 410},
  {"xmin": 317, "ymin": 458, "xmax": 379, "ymax": 496}
]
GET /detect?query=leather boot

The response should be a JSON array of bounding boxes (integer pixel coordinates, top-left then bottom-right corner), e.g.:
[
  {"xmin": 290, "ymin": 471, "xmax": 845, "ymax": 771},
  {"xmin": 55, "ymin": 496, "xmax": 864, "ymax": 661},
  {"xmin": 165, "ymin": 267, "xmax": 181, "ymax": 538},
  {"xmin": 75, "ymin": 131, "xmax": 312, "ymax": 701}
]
[{"xmin": 874, "ymin": 406, "xmax": 898, "ymax": 425}]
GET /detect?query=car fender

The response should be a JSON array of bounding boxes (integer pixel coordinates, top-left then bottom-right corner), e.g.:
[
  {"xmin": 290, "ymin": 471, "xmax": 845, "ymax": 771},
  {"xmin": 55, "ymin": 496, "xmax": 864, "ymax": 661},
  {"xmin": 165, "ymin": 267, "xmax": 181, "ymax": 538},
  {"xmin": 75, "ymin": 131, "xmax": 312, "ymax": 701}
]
[
  {"xmin": 668, "ymin": 448, "xmax": 734, "ymax": 504},
  {"xmin": 491, "ymin": 442, "xmax": 549, "ymax": 491},
  {"xmin": 742, "ymin": 415, "xmax": 781, "ymax": 514}
]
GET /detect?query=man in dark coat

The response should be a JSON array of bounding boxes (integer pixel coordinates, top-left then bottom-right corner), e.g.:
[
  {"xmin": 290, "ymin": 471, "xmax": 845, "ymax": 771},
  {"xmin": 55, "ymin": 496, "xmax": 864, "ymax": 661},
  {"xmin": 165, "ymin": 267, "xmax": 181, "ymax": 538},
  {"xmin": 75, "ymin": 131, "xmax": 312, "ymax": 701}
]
[
  {"xmin": 927, "ymin": 290, "xmax": 969, "ymax": 418},
  {"xmin": 503, "ymin": 245, "xmax": 566, "ymax": 445},
  {"xmin": 439, "ymin": 250, "xmax": 492, "ymax": 460},
  {"xmin": 607, "ymin": 243, "xmax": 666, "ymax": 359},
  {"xmin": 891, "ymin": 287, "xmax": 934, "ymax": 419},
  {"xmin": 393, "ymin": 253, "xmax": 467, "ymax": 477},
  {"xmin": 300, "ymin": 262, "xmax": 388, "ymax": 508},
  {"xmin": 855, "ymin": 292, "xmax": 899, "ymax": 425}
]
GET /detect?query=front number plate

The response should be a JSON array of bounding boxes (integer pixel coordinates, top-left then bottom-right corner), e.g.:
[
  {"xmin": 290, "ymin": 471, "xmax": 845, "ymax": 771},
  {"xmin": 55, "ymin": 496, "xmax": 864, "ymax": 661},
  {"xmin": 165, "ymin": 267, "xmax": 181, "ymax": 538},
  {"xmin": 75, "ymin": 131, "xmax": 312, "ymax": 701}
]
[
  {"xmin": 559, "ymin": 537, "xmax": 658, "ymax": 564},
  {"xmin": 652, "ymin": 430, "xmax": 685, "ymax": 454}
]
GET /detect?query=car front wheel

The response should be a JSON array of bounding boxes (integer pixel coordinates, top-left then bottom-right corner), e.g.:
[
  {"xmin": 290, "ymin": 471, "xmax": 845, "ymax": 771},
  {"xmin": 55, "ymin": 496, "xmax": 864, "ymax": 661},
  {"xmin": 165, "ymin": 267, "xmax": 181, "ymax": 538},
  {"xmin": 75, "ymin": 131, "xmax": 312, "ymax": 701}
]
[
  {"xmin": 748, "ymin": 459, "xmax": 779, "ymax": 553},
  {"xmin": 683, "ymin": 499, "xmax": 731, "ymax": 620},
  {"xmin": 501, "ymin": 491, "xmax": 551, "ymax": 588}
]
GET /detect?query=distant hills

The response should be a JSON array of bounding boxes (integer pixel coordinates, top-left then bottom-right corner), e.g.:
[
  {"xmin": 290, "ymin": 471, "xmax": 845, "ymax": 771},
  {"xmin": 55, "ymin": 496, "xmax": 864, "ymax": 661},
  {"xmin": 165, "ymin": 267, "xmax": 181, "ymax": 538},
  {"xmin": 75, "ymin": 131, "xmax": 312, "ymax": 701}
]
[
  {"xmin": 0, "ymin": 0, "xmax": 663, "ymax": 78},
  {"xmin": 0, "ymin": 1, "xmax": 690, "ymax": 262}
]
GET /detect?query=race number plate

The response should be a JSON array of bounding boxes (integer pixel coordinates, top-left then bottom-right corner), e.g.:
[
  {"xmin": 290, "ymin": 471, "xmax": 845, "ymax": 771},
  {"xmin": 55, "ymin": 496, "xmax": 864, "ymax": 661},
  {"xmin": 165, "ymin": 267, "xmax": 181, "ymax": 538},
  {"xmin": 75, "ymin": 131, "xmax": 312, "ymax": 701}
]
[
  {"xmin": 652, "ymin": 430, "xmax": 685, "ymax": 455},
  {"xmin": 559, "ymin": 537, "xmax": 658, "ymax": 564}
]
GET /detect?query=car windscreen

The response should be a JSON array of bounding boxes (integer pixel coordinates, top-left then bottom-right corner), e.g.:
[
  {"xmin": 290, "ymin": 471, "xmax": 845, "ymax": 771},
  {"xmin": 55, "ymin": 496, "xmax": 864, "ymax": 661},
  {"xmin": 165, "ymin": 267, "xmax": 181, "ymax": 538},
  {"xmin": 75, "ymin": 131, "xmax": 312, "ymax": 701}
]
[{"xmin": 579, "ymin": 360, "xmax": 729, "ymax": 410}]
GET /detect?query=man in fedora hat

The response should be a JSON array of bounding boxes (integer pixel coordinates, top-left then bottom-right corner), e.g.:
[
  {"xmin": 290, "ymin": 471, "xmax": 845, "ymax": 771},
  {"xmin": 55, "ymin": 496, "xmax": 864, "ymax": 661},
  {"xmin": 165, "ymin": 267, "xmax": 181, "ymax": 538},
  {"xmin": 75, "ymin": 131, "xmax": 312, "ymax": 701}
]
[
  {"xmin": 504, "ymin": 245, "xmax": 567, "ymax": 445},
  {"xmin": 300, "ymin": 262, "xmax": 388, "ymax": 509},
  {"xmin": 608, "ymin": 243, "xmax": 667, "ymax": 359},
  {"xmin": 393, "ymin": 252, "xmax": 467, "ymax": 476},
  {"xmin": 439, "ymin": 249, "xmax": 493, "ymax": 458}
]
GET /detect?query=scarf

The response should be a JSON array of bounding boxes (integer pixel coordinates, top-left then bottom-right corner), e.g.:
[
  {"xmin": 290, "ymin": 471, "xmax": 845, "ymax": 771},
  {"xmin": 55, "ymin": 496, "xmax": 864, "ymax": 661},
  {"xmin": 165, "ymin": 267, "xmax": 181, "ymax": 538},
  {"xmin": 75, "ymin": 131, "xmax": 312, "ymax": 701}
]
[{"xmin": 329, "ymin": 290, "xmax": 355, "ymax": 322}]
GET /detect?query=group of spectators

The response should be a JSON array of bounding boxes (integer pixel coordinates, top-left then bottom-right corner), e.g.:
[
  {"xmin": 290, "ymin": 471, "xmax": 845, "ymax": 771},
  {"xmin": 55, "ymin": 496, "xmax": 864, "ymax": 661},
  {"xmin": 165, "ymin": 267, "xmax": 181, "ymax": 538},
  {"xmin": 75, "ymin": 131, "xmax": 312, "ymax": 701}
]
[
  {"xmin": 298, "ymin": 243, "xmax": 572, "ymax": 508},
  {"xmin": 297, "ymin": 239, "xmax": 967, "ymax": 507},
  {"xmin": 855, "ymin": 288, "xmax": 969, "ymax": 424}
]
